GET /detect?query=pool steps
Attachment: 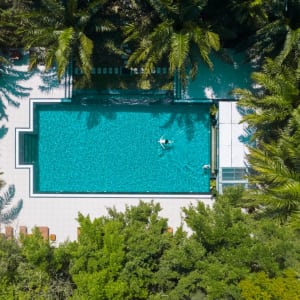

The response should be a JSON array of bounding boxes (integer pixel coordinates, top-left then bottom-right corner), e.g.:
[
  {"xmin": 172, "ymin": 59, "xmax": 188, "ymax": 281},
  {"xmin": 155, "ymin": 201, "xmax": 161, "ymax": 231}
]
[{"xmin": 19, "ymin": 132, "xmax": 37, "ymax": 164}]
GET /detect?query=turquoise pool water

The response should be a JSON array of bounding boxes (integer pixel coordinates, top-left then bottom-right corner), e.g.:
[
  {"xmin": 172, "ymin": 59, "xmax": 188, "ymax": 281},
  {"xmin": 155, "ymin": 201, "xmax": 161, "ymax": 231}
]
[{"xmin": 34, "ymin": 102, "xmax": 211, "ymax": 193}]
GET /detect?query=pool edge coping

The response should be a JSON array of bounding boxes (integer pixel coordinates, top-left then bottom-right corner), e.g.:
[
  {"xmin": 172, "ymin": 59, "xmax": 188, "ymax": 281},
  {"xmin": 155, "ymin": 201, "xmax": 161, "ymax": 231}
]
[{"xmin": 15, "ymin": 98, "xmax": 213, "ymax": 199}]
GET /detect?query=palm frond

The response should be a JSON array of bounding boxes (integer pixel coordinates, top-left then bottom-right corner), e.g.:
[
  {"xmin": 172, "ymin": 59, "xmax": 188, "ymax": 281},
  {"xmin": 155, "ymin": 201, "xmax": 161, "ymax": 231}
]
[
  {"xmin": 271, "ymin": 183, "xmax": 300, "ymax": 202},
  {"xmin": 276, "ymin": 27, "xmax": 300, "ymax": 65},
  {"xmin": 78, "ymin": 32, "xmax": 93, "ymax": 81},
  {"xmin": 251, "ymin": 72, "xmax": 298, "ymax": 97},
  {"xmin": 249, "ymin": 147, "xmax": 297, "ymax": 184},
  {"xmin": 192, "ymin": 27, "xmax": 220, "ymax": 69},
  {"xmin": 122, "ymin": 23, "xmax": 141, "ymax": 44},
  {"xmin": 169, "ymin": 32, "xmax": 190, "ymax": 74},
  {"xmin": 45, "ymin": 46, "xmax": 56, "ymax": 70},
  {"xmin": 55, "ymin": 27, "xmax": 74, "ymax": 80},
  {"xmin": 105, "ymin": 41, "xmax": 126, "ymax": 56},
  {"xmin": 94, "ymin": 19, "xmax": 116, "ymax": 33},
  {"xmin": 149, "ymin": 20, "xmax": 173, "ymax": 44},
  {"xmin": 206, "ymin": 30, "xmax": 220, "ymax": 52},
  {"xmin": 127, "ymin": 39, "xmax": 151, "ymax": 66}
]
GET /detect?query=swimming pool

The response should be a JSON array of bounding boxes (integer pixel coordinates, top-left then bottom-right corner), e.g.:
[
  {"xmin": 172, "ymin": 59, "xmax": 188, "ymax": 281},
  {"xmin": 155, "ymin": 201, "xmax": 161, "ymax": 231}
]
[{"xmin": 20, "ymin": 101, "xmax": 211, "ymax": 194}]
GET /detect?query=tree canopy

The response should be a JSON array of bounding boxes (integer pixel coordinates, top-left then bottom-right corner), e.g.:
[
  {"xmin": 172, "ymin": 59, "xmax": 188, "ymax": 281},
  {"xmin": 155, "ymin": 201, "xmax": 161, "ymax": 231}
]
[{"xmin": 0, "ymin": 196, "xmax": 300, "ymax": 299}]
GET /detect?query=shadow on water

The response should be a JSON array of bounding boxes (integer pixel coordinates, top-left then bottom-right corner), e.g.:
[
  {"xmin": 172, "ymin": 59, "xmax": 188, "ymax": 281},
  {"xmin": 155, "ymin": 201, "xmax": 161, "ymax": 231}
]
[
  {"xmin": 75, "ymin": 105, "xmax": 117, "ymax": 130},
  {"xmin": 75, "ymin": 101, "xmax": 209, "ymax": 132},
  {"xmin": 0, "ymin": 62, "xmax": 32, "ymax": 121},
  {"xmin": 159, "ymin": 105, "xmax": 210, "ymax": 141}
]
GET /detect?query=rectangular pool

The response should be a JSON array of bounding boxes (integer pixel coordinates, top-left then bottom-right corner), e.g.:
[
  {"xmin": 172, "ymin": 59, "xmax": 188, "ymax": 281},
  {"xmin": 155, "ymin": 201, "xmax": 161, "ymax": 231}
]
[{"xmin": 22, "ymin": 101, "xmax": 211, "ymax": 194}]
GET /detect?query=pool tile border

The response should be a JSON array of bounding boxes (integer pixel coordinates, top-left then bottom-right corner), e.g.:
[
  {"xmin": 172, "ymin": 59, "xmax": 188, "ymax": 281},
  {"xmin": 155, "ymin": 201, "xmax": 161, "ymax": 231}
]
[{"xmin": 15, "ymin": 98, "xmax": 212, "ymax": 199}]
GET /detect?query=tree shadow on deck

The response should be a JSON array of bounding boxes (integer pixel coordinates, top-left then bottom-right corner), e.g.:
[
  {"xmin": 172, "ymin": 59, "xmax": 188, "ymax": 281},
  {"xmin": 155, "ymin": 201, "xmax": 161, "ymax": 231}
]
[
  {"xmin": 236, "ymin": 104, "xmax": 256, "ymax": 147},
  {"xmin": 0, "ymin": 125, "xmax": 8, "ymax": 139},
  {"xmin": 38, "ymin": 68, "xmax": 62, "ymax": 93},
  {"xmin": 0, "ymin": 63, "xmax": 32, "ymax": 121}
]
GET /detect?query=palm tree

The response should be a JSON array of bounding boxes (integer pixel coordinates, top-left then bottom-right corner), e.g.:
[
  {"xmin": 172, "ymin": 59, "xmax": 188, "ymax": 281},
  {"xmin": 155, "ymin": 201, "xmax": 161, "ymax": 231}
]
[
  {"xmin": 19, "ymin": 0, "xmax": 114, "ymax": 83},
  {"xmin": 0, "ymin": 184, "xmax": 23, "ymax": 230},
  {"xmin": 234, "ymin": 59, "xmax": 300, "ymax": 143},
  {"xmin": 234, "ymin": 56, "xmax": 300, "ymax": 223},
  {"xmin": 244, "ymin": 113, "xmax": 300, "ymax": 223},
  {"xmin": 122, "ymin": 0, "xmax": 220, "ymax": 88}
]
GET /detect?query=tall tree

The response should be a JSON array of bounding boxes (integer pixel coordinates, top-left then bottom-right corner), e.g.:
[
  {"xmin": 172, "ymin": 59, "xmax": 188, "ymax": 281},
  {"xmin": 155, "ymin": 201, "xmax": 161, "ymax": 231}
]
[{"xmin": 70, "ymin": 201, "xmax": 173, "ymax": 299}]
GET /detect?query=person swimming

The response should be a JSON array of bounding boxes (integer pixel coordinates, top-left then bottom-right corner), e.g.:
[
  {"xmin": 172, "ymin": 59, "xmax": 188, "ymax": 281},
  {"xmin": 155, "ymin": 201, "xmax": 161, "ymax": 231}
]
[
  {"xmin": 160, "ymin": 139, "xmax": 169, "ymax": 144},
  {"xmin": 159, "ymin": 138, "xmax": 173, "ymax": 148}
]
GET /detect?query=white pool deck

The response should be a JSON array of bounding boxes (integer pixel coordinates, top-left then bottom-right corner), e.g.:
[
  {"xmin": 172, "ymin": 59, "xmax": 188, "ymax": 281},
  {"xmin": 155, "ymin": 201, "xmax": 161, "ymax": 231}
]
[{"xmin": 1, "ymin": 62, "xmax": 225, "ymax": 243}]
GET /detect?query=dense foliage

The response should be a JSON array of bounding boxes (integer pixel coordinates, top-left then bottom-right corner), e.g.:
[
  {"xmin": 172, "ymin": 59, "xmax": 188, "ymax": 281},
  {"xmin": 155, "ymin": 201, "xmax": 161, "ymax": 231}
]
[
  {"xmin": 1, "ymin": 0, "xmax": 300, "ymax": 298},
  {"xmin": 0, "ymin": 195, "xmax": 300, "ymax": 299},
  {"xmin": 1, "ymin": 0, "xmax": 296, "ymax": 81}
]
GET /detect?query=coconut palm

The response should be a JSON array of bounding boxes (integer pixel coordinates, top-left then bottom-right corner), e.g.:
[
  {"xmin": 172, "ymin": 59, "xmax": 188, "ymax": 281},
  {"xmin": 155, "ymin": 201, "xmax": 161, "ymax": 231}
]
[
  {"xmin": 0, "ymin": 184, "xmax": 23, "ymax": 230},
  {"xmin": 20, "ymin": 0, "xmax": 114, "ymax": 83},
  {"xmin": 122, "ymin": 0, "xmax": 220, "ymax": 87}
]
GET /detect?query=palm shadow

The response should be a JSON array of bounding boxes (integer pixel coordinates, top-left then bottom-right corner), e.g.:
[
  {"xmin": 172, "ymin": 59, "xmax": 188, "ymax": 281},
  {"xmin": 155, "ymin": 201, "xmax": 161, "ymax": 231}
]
[
  {"xmin": 38, "ymin": 68, "xmax": 62, "ymax": 93},
  {"xmin": 0, "ymin": 62, "xmax": 32, "ymax": 121},
  {"xmin": 75, "ymin": 104, "xmax": 117, "ymax": 130},
  {"xmin": 0, "ymin": 125, "xmax": 8, "ymax": 139},
  {"xmin": 159, "ymin": 105, "xmax": 209, "ymax": 141},
  {"xmin": 236, "ymin": 104, "xmax": 256, "ymax": 147}
]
